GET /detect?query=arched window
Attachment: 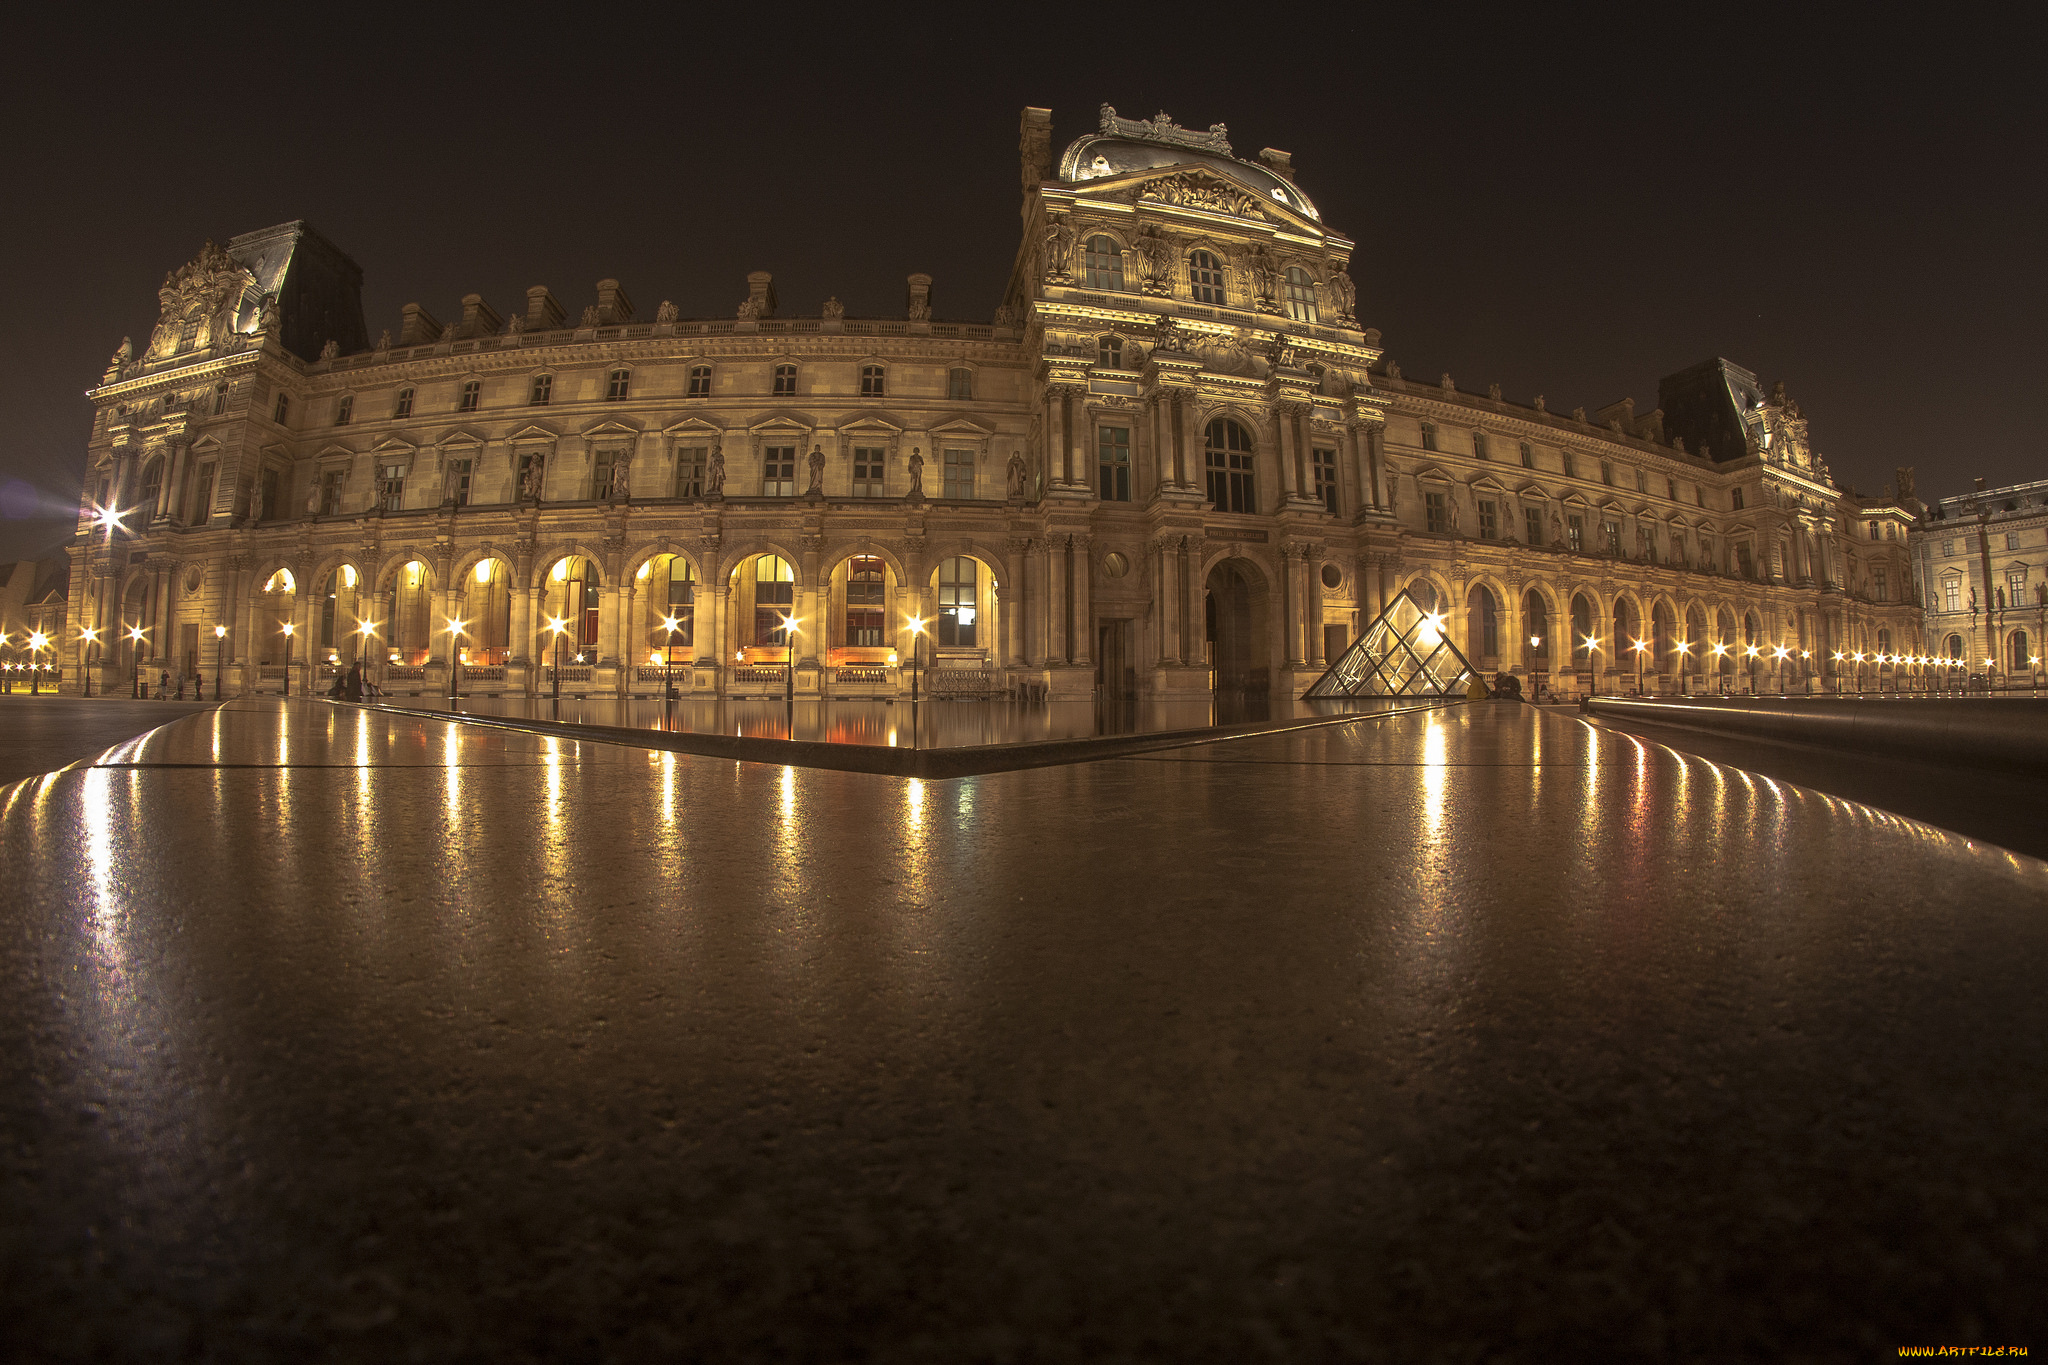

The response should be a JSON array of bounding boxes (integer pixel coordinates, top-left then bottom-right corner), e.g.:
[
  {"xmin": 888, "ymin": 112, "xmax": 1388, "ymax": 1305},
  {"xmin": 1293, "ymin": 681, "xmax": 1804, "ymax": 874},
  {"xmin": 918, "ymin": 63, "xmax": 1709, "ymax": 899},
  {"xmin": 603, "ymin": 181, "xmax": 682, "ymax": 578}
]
[
  {"xmin": 1188, "ymin": 250, "xmax": 1226, "ymax": 304},
  {"xmin": 1283, "ymin": 267, "xmax": 1318, "ymax": 322},
  {"xmin": 464, "ymin": 558, "xmax": 511, "ymax": 664},
  {"xmin": 1945, "ymin": 634, "xmax": 1964, "ymax": 660},
  {"xmin": 1523, "ymin": 590, "xmax": 1550, "ymax": 667},
  {"xmin": 2011, "ymin": 630, "xmax": 2032, "ymax": 672},
  {"xmin": 845, "ymin": 556, "xmax": 885, "ymax": 647},
  {"xmin": 1613, "ymin": 598, "xmax": 1639, "ymax": 671},
  {"xmin": 319, "ymin": 565, "xmax": 361, "ymax": 654},
  {"xmin": 1204, "ymin": 418, "xmax": 1256, "ymax": 514},
  {"xmin": 1468, "ymin": 585, "xmax": 1500, "ymax": 663},
  {"xmin": 392, "ymin": 560, "xmax": 433, "ymax": 664},
  {"xmin": 937, "ymin": 557, "xmax": 978, "ymax": 647},
  {"xmin": 1571, "ymin": 593, "xmax": 1594, "ymax": 668},
  {"xmin": 1083, "ymin": 236, "xmax": 1125, "ymax": 291},
  {"xmin": 772, "ymin": 364, "xmax": 797, "ymax": 396},
  {"xmin": 1097, "ymin": 335, "xmax": 1123, "ymax": 369},
  {"xmin": 752, "ymin": 555, "xmax": 794, "ymax": 647},
  {"xmin": 641, "ymin": 555, "xmax": 694, "ymax": 655},
  {"xmin": 1653, "ymin": 601, "xmax": 1677, "ymax": 673},
  {"xmin": 1685, "ymin": 605, "xmax": 1708, "ymax": 674},
  {"xmin": 1408, "ymin": 580, "xmax": 1439, "ymax": 616}
]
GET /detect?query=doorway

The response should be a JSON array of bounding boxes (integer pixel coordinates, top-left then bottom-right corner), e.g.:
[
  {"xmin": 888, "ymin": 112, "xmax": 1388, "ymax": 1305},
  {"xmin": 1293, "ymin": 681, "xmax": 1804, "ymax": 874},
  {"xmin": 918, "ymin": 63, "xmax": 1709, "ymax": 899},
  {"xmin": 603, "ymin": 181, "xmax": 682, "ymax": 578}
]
[
  {"xmin": 1097, "ymin": 619, "xmax": 1135, "ymax": 700},
  {"xmin": 1204, "ymin": 559, "xmax": 1269, "ymax": 695}
]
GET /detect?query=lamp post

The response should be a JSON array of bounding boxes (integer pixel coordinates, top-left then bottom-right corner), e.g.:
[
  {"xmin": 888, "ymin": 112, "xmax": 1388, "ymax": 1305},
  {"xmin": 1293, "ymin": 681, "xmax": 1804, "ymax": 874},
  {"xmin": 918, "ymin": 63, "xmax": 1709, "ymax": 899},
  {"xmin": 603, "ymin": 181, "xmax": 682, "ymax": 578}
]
[
  {"xmin": 444, "ymin": 618, "xmax": 467, "ymax": 710},
  {"xmin": 781, "ymin": 614, "xmax": 801, "ymax": 710},
  {"xmin": 1581, "ymin": 634, "xmax": 1601, "ymax": 696},
  {"xmin": 281, "ymin": 621, "xmax": 295, "ymax": 698},
  {"xmin": 1743, "ymin": 643, "xmax": 1761, "ymax": 694},
  {"xmin": 660, "ymin": 613, "xmax": 682, "ymax": 731},
  {"xmin": 213, "ymin": 624, "xmax": 227, "ymax": 700},
  {"xmin": 1713, "ymin": 641, "xmax": 1731, "ymax": 696},
  {"xmin": 126, "ymin": 625, "xmax": 146, "ymax": 698},
  {"xmin": 1772, "ymin": 645, "xmax": 1791, "ymax": 696},
  {"xmin": 80, "ymin": 627, "xmax": 99, "ymax": 698},
  {"xmin": 545, "ymin": 615, "xmax": 568, "ymax": 719},
  {"xmin": 28, "ymin": 631, "xmax": 47, "ymax": 695},
  {"xmin": 908, "ymin": 616, "xmax": 928, "ymax": 703},
  {"xmin": 1801, "ymin": 649, "xmax": 1813, "ymax": 694},
  {"xmin": 1630, "ymin": 637, "xmax": 1648, "ymax": 696},
  {"xmin": 1673, "ymin": 639, "xmax": 1691, "ymax": 695}
]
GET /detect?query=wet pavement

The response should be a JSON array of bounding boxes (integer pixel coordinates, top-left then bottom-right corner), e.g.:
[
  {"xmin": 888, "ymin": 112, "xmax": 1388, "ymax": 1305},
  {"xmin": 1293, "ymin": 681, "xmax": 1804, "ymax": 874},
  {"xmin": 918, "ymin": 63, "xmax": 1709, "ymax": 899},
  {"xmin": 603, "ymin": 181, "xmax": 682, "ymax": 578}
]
[
  {"xmin": 2, "ymin": 700, "xmax": 2043, "ymax": 1360},
  {"xmin": 0, "ymin": 696, "xmax": 218, "ymax": 788}
]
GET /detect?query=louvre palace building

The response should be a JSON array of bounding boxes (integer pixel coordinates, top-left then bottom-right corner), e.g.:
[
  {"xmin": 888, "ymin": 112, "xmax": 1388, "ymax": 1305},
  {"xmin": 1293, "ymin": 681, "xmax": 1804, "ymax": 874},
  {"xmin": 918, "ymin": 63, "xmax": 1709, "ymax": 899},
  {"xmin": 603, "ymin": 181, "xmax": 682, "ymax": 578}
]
[{"xmin": 64, "ymin": 104, "xmax": 1926, "ymax": 703}]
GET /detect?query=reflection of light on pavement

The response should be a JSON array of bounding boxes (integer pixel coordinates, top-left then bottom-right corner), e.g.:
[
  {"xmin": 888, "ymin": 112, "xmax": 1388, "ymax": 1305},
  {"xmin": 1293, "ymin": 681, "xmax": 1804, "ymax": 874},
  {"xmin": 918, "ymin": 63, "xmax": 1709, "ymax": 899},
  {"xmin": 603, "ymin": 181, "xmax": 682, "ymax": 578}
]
[
  {"xmin": 211, "ymin": 709, "xmax": 223, "ymax": 765},
  {"xmin": 81, "ymin": 767, "xmax": 118, "ymax": 937},
  {"xmin": 444, "ymin": 724, "xmax": 461, "ymax": 819},
  {"xmin": 659, "ymin": 751, "xmax": 676, "ymax": 831},
  {"xmin": 1421, "ymin": 715, "xmax": 1446, "ymax": 841},
  {"xmin": 544, "ymin": 737, "xmax": 563, "ymax": 831}
]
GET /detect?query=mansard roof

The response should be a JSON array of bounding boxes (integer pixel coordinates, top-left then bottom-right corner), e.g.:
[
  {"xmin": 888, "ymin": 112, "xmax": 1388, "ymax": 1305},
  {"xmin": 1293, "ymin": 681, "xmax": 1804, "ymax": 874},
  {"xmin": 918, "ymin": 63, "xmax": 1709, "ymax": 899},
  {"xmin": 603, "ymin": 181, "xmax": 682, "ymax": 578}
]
[{"xmin": 1056, "ymin": 106, "xmax": 1321, "ymax": 223}]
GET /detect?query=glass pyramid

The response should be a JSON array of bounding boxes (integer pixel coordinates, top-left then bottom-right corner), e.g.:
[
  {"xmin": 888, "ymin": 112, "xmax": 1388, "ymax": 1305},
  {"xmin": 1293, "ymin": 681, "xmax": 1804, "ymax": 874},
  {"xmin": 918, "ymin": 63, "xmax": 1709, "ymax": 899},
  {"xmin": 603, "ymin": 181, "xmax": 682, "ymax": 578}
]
[{"xmin": 1305, "ymin": 588, "xmax": 1477, "ymax": 698}]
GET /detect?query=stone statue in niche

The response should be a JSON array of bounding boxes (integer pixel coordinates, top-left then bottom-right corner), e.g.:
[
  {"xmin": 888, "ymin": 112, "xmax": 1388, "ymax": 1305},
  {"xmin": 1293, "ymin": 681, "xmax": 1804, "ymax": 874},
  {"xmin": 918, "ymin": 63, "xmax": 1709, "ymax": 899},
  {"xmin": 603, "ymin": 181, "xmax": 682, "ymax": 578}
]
[
  {"xmin": 1550, "ymin": 510, "xmax": 1564, "ymax": 545},
  {"xmin": 655, "ymin": 300, "xmax": 678, "ymax": 324},
  {"xmin": 906, "ymin": 448, "xmax": 925, "ymax": 500},
  {"xmin": 520, "ymin": 454, "xmax": 546, "ymax": 502},
  {"xmin": 1044, "ymin": 216, "xmax": 1076, "ymax": 281},
  {"xmin": 1447, "ymin": 497, "xmax": 1461, "ymax": 534},
  {"xmin": 705, "ymin": 446, "xmax": 726, "ymax": 497},
  {"xmin": 1329, "ymin": 267, "xmax": 1356, "ymax": 321},
  {"xmin": 256, "ymin": 293, "xmax": 280, "ymax": 333},
  {"xmin": 1996, "ymin": 586, "xmax": 2006, "ymax": 609},
  {"xmin": 807, "ymin": 445, "xmax": 825, "ymax": 494},
  {"xmin": 1247, "ymin": 247, "xmax": 1277, "ymax": 303},
  {"xmin": 610, "ymin": 448, "xmax": 632, "ymax": 501},
  {"xmin": 1006, "ymin": 449, "xmax": 1026, "ymax": 500}
]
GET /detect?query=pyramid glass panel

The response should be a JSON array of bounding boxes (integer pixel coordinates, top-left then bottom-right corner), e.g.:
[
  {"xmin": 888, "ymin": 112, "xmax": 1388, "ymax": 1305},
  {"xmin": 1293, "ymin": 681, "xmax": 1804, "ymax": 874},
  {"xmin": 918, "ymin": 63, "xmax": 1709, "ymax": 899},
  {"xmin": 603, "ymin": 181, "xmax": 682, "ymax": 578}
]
[{"xmin": 1305, "ymin": 589, "xmax": 1477, "ymax": 698}]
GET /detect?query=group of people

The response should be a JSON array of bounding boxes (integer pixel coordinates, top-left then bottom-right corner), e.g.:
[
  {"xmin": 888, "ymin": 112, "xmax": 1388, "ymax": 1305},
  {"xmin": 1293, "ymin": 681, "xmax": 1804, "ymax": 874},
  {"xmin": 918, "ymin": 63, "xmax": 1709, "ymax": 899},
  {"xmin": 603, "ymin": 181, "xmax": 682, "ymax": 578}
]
[
  {"xmin": 1465, "ymin": 672, "xmax": 1539, "ymax": 702},
  {"xmin": 324, "ymin": 661, "xmax": 382, "ymax": 703}
]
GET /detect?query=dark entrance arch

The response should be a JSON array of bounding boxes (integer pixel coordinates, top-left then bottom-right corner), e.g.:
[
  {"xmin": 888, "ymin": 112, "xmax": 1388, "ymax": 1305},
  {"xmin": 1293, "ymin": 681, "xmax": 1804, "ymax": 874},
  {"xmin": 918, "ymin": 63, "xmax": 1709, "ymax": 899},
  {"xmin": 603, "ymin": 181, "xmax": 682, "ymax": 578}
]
[{"xmin": 1204, "ymin": 558, "xmax": 1270, "ymax": 696}]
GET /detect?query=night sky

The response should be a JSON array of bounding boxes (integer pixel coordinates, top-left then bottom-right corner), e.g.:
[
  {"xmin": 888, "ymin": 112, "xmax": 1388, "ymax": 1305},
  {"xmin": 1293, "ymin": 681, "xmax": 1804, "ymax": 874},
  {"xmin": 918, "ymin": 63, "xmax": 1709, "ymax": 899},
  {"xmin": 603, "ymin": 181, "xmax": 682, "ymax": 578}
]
[{"xmin": 2, "ymin": 11, "xmax": 2038, "ymax": 562}]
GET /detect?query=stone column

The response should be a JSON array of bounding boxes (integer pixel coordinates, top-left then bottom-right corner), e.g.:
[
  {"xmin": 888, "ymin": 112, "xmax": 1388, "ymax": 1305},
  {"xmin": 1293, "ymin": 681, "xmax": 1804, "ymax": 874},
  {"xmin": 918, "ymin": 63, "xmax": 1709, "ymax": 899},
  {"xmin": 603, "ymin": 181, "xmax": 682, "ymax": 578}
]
[
  {"xmin": 798, "ymin": 539, "xmax": 821, "ymax": 667},
  {"xmin": 1184, "ymin": 538, "xmax": 1203, "ymax": 666},
  {"xmin": 997, "ymin": 587, "xmax": 1018, "ymax": 668},
  {"xmin": 1274, "ymin": 409, "xmax": 1298, "ymax": 501},
  {"xmin": 594, "ymin": 586, "xmax": 619, "ymax": 665},
  {"xmin": 704, "ymin": 585, "xmax": 730, "ymax": 666},
  {"xmin": 1307, "ymin": 549, "xmax": 1326, "ymax": 667},
  {"xmin": 1072, "ymin": 536, "xmax": 1093, "ymax": 667},
  {"xmin": 1172, "ymin": 391, "xmax": 1190, "ymax": 487},
  {"xmin": 509, "ymin": 586, "xmax": 534, "ymax": 666},
  {"xmin": 1060, "ymin": 390, "xmax": 1077, "ymax": 485},
  {"xmin": 1154, "ymin": 537, "xmax": 1180, "ymax": 665},
  {"xmin": 1047, "ymin": 536, "xmax": 1068, "ymax": 663}
]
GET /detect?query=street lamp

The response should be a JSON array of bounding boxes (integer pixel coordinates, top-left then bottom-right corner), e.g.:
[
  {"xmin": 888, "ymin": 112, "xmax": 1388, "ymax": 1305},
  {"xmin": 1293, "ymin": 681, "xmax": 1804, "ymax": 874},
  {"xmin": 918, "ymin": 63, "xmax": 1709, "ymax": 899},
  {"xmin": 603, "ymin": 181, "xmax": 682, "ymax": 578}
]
[
  {"xmin": 1800, "ymin": 649, "xmax": 1813, "ymax": 694},
  {"xmin": 1629, "ymin": 636, "xmax": 1648, "ymax": 696},
  {"xmin": 908, "ymin": 615, "xmax": 929, "ymax": 704},
  {"xmin": 213, "ymin": 623, "xmax": 227, "ymax": 700},
  {"xmin": 1743, "ymin": 643, "xmax": 1761, "ymax": 695},
  {"xmin": 781, "ymin": 614, "xmax": 801, "ymax": 711},
  {"xmin": 1673, "ymin": 639, "xmax": 1691, "ymax": 694},
  {"xmin": 1581, "ymin": 635, "xmax": 1601, "ymax": 695},
  {"xmin": 80, "ymin": 626, "xmax": 100, "ymax": 698},
  {"xmin": 659, "ymin": 613, "xmax": 682, "ymax": 730},
  {"xmin": 126, "ymin": 625, "xmax": 146, "ymax": 697},
  {"xmin": 444, "ymin": 617, "xmax": 466, "ymax": 709},
  {"xmin": 27, "ymin": 631, "xmax": 47, "ymax": 695},
  {"xmin": 544, "ymin": 615, "xmax": 569, "ymax": 717},
  {"xmin": 281, "ymin": 621, "xmax": 295, "ymax": 698},
  {"xmin": 1772, "ymin": 645, "xmax": 1791, "ymax": 695}
]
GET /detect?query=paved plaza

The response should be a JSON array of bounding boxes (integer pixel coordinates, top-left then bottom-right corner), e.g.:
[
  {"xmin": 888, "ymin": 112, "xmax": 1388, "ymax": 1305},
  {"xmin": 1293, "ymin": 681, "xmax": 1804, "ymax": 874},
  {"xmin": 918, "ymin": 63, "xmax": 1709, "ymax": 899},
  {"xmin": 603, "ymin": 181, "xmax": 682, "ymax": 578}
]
[{"xmin": 2, "ymin": 699, "xmax": 2043, "ymax": 1359}]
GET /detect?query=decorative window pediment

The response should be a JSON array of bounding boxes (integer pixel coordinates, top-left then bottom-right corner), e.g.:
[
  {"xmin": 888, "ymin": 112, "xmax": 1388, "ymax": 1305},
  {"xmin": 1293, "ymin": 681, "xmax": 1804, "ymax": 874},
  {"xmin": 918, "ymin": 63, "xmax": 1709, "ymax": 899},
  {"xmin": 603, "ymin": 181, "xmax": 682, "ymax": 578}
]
[
  {"xmin": 579, "ymin": 417, "xmax": 643, "ymax": 439},
  {"xmin": 1413, "ymin": 464, "xmax": 1456, "ymax": 485},
  {"xmin": 661, "ymin": 415, "xmax": 726, "ymax": 437},
  {"xmin": 748, "ymin": 411, "xmax": 814, "ymax": 435},
  {"xmin": 505, "ymin": 423, "xmax": 561, "ymax": 444}
]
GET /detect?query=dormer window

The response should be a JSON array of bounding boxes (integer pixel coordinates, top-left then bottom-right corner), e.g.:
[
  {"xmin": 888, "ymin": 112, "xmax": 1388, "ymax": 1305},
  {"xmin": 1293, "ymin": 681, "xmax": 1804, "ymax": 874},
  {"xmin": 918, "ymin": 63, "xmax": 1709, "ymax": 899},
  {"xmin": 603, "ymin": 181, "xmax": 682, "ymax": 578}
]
[
  {"xmin": 1098, "ymin": 336, "xmax": 1123, "ymax": 369},
  {"xmin": 529, "ymin": 374, "xmax": 552, "ymax": 406},
  {"xmin": 607, "ymin": 369, "xmax": 630, "ymax": 401},
  {"xmin": 1282, "ymin": 267, "xmax": 1318, "ymax": 322},
  {"xmin": 1083, "ymin": 236, "xmax": 1125, "ymax": 291},
  {"xmin": 772, "ymin": 364, "xmax": 797, "ymax": 396},
  {"xmin": 1189, "ymin": 250, "xmax": 1226, "ymax": 305},
  {"xmin": 334, "ymin": 394, "xmax": 353, "ymax": 426},
  {"xmin": 458, "ymin": 380, "xmax": 480, "ymax": 412},
  {"xmin": 687, "ymin": 365, "xmax": 711, "ymax": 398},
  {"xmin": 860, "ymin": 365, "xmax": 885, "ymax": 397}
]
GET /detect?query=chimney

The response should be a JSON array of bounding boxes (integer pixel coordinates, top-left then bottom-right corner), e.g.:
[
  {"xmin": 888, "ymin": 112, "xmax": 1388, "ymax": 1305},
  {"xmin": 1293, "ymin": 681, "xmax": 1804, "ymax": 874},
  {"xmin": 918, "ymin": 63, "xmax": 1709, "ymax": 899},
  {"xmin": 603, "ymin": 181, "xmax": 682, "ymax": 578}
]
[
  {"xmin": 596, "ymin": 279, "xmax": 635, "ymax": 325},
  {"xmin": 1258, "ymin": 148, "xmax": 1297, "ymax": 184},
  {"xmin": 398, "ymin": 303, "xmax": 442, "ymax": 346},
  {"xmin": 457, "ymin": 294, "xmax": 502, "ymax": 339},
  {"xmin": 746, "ymin": 271, "xmax": 776, "ymax": 319},
  {"xmin": 525, "ymin": 286, "xmax": 566, "ymax": 332},
  {"xmin": 1020, "ymin": 107, "xmax": 1054, "ymax": 192}
]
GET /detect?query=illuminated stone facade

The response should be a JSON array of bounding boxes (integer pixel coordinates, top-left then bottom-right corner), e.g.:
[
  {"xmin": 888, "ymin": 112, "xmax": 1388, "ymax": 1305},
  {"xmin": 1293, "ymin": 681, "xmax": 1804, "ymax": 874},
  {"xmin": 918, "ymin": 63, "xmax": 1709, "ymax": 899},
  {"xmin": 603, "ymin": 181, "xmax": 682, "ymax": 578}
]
[
  {"xmin": 1916, "ymin": 476, "xmax": 2047, "ymax": 683},
  {"xmin": 64, "ymin": 104, "xmax": 1922, "ymax": 701}
]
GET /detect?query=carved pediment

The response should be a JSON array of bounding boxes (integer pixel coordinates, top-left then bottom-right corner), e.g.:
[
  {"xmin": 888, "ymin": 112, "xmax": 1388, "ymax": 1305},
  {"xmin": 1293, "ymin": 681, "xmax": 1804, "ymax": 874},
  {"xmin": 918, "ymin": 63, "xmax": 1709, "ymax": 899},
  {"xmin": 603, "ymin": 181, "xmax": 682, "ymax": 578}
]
[{"xmin": 1141, "ymin": 171, "xmax": 1266, "ymax": 220}]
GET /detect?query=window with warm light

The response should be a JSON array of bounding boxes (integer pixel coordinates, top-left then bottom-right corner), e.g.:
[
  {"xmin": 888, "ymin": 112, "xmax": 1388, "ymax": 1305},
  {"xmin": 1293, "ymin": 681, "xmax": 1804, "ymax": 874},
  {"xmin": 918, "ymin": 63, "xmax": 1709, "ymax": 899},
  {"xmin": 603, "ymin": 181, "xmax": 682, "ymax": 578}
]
[
  {"xmin": 752, "ymin": 555, "xmax": 794, "ymax": 647},
  {"xmin": 852, "ymin": 447, "xmax": 885, "ymax": 498},
  {"xmin": 936, "ymin": 557, "xmax": 978, "ymax": 647},
  {"xmin": 845, "ymin": 556, "xmax": 885, "ymax": 647},
  {"xmin": 1282, "ymin": 267, "xmax": 1318, "ymax": 322},
  {"xmin": 1083, "ymin": 236, "xmax": 1125, "ymax": 291},
  {"xmin": 762, "ymin": 446, "xmax": 797, "ymax": 497},
  {"xmin": 1098, "ymin": 427, "xmax": 1130, "ymax": 502},
  {"xmin": 1204, "ymin": 419, "xmax": 1256, "ymax": 514},
  {"xmin": 1188, "ymin": 250, "xmax": 1226, "ymax": 304}
]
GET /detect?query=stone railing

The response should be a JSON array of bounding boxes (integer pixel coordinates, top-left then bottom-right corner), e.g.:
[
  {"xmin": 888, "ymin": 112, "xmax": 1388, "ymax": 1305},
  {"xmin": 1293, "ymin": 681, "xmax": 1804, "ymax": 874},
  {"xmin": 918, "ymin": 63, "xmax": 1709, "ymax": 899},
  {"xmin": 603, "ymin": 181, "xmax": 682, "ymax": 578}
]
[
  {"xmin": 926, "ymin": 667, "xmax": 1000, "ymax": 697},
  {"xmin": 835, "ymin": 667, "xmax": 889, "ymax": 685},
  {"xmin": 734, "ymin": 666, "xmax": 787, "ymax": 685},
  {"xmin": 548, "ymin": 666, "xmax": 593, "ymax": 684}
]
